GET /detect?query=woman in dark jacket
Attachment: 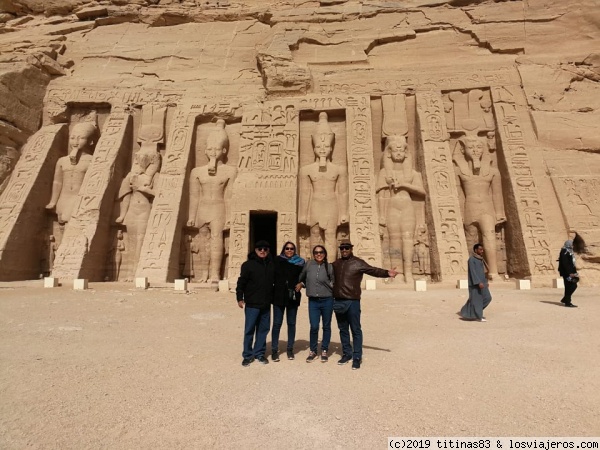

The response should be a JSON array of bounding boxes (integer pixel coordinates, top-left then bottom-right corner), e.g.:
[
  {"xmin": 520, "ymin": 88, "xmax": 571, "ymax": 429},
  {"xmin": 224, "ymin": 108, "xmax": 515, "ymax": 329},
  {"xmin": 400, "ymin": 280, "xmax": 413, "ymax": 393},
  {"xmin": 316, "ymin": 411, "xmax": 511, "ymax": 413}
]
[
  {"xmin": 558, "ymin": 239, "xmax": 579, "ymax": 307},
  {"xmin": 271, "ymin": 241, "xmax": 305, "ymax": 361}
]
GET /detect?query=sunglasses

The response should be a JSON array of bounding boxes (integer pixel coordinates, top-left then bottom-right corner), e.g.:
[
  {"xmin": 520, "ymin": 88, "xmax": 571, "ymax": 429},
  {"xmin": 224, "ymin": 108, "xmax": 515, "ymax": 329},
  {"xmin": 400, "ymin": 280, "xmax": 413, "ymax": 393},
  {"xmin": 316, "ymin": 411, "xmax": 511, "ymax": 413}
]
[
  {"xmin": 339, "ymin": 246, "xmax": 352, "ymax": 250},
  {"xmin": 313, "ymin": 251, "xmax": 324, "ymax": 255},
  {"xmin": 256, "ymin": 247, "xmax": 269, "ymax": 251},
  {"xmin": 284, "ymin": 247, "xmax": 295, "ymax": 251}
]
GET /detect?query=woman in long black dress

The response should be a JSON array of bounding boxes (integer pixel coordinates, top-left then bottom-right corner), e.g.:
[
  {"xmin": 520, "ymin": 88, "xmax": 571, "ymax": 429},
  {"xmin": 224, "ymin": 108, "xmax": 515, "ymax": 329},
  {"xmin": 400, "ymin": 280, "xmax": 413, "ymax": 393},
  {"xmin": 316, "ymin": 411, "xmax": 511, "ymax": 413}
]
[{"xmin": 558, "ymin": 239, "xmax": 579, "ymax": 308}]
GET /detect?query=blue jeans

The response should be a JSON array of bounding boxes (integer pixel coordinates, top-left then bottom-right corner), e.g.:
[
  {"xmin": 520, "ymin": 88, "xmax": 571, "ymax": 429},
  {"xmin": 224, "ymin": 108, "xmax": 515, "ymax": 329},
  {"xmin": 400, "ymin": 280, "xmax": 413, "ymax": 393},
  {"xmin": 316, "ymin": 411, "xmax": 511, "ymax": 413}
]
[
  {"xmin": 308, "ymin": 297, "xmax": 334, "ymax": 352},
  {"xmin": 271, "ymin": 304, "xmax": 298, "ymax": 352},
  {"xmin": 335, "ymin": 299, "xmax": 362, "ymax": 360},
  {"xmin": 243, "ymin": 306, "xmax": 270, "ymax": 359}
]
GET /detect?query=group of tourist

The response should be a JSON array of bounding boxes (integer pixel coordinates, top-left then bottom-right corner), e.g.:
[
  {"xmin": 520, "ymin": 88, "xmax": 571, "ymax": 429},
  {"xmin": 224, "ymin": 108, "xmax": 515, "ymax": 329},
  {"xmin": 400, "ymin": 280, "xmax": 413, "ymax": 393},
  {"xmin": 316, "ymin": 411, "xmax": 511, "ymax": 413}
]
[
  {"xmin": 237, "ymin": 236, "xmax": 581, "ymax": 370},
  {"xmin": 236, "ymin": 239, "xmax": 398, "ymax": 370}
]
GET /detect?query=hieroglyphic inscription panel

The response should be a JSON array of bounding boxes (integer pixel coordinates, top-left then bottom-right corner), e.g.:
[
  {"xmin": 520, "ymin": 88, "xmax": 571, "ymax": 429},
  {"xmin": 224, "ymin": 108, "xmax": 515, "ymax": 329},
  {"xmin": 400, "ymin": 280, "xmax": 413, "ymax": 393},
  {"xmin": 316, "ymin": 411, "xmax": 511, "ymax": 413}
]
[
  {"xmin": 296, "ymin": 95, "xmax": 382, "ymax": 266},
  {"xmin": 52, "ymin": 113, "xmax": 132, "ymax": 280},
  {"xmin": 551, "ymin": 176, "xmax": 600, "ymax": 245},
  {"xmin": 44, "ymin": 86, "xmax": 183, "ymax": 124},
  {"xmin": 238, "ymin": 104, "xmax": 298, "ymax": 174},
  {"xmin": 318, "ymin": 67, "xmax": 521, "ymax": 96},
  {"xmin": 137, "ymin": 100, "xmax": 240, "ymax": 282},
  {"xmin": 0, "ymin": 124, "xmax": 67, "ymax": 280},
  {"xmin": 416, "ymin": 92, "xmax": 468, "ymax": 279},
  {"xmin": 228, "ymin": 101, "xmax": 300, "ymax": 283},
  {"xmin": 491, "ymin": 86, "xmax": 555, "ymax": 276}
]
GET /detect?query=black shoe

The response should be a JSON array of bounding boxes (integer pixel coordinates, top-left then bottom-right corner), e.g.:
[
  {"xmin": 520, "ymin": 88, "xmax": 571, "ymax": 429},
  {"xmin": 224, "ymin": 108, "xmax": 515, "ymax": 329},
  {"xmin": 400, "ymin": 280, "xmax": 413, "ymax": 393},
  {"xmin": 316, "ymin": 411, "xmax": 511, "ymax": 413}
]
[
  {"xmin": 352, "ymin": 359, "xmax": 362, "ymax": 370},
  {"xmin": 321, "ymin": 350, "xmax": 329, "ymax": 363},
  {"xmin": 287, "ymin": 350, "xmax": 294, "ymax": 360},
  {"xmin": 560, "ymin": 299, "xmax": 567, "ymax": 304},
  {"xmin": 565, "ymin": 303, "xmax": 578, "ymax": 308},
  {"xmin": 256, "ymin": 356, "xmax": 269, "ymax": 364},
  {"xmin": 242, "ymin": 358, "xmax": 254, "ymax": 367},
  {"xmin": 338, "ymin": 354, "xmax": 352, "ymax": 365},
  {"xmin": 272, "ymin": 351, "xmax": 280, "ymax": 362},
  {"xmin": 306, "ymin": 351, "xmax": 318, "ymax": 362}
]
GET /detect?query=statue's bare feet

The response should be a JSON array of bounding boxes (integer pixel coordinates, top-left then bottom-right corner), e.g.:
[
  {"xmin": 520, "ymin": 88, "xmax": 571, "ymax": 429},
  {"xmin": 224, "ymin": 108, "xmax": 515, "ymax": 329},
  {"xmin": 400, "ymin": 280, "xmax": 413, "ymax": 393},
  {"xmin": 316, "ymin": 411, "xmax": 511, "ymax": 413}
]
[{"xmin": 487, "ymin": 272, "xmax": 499, "ymax": 282}]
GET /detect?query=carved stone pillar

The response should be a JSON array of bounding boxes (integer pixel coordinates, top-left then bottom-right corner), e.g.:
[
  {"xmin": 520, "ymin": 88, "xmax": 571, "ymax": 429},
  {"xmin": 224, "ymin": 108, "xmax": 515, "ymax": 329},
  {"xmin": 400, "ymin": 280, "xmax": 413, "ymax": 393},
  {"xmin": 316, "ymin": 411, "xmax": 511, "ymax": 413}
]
[
  {"xmin": 491, "ymin": 86, "xmax": 555, "ymax": 279},
  {"xmin": 52, "ymin": 113, "xmax": 133, "ymax": 280},
  {"xmin": 135, "ymin": 106, "xmax": 196, "ymax": 282},
  {"xmin": 346, "ymin": 95, "xmax": 382, "ymax": 266},
  {"xmin": 0, "ymin": 124, "xmax": 67, "ymax": 280},
  {"xmin": 416, "ymin": 92, "xmax": 468, "ymax": 280}
]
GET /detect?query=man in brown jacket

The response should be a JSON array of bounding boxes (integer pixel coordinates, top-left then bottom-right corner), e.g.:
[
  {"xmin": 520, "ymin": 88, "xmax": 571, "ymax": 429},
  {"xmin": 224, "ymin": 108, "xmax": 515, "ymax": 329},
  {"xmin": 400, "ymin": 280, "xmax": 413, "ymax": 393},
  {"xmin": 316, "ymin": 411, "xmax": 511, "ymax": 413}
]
[{"xmin": 332, "ymin": 240, "xmax": 398, "ymax": 370}]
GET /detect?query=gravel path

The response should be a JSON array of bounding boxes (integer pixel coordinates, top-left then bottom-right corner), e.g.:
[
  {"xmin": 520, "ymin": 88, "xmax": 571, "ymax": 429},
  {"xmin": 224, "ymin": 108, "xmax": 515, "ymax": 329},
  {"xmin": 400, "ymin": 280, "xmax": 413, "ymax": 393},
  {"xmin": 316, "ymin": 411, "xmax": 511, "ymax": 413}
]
[{"xmin": 1, "ymin": 281, "xmax": 599, "ymax": 448}]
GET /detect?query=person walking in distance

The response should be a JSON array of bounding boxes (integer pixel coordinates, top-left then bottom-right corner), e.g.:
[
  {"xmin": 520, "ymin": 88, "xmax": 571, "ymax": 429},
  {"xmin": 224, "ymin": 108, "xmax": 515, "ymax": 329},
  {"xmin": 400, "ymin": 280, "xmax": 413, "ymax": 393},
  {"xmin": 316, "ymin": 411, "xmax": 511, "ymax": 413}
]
[
  {"xmin": 271, "ymin": 241, "xmax": 305, "ymax": 361},
  {"xmin": 332, "ymin": 240, "xmax": 399, "ymax": 370},
  {"xmin": 236, "ymin": 240, "xmax": 275, "ymax": 367},
  {"xmin": 296, "ymin": 245, "xmax": 335, "ymax": 363},
  {"xmin": 558, "ymin": 239, "xmax": 579, "ymax": 308},
  {"xmin": 459, "ymin": 243, "xmax": 492, "ymax": 322}
]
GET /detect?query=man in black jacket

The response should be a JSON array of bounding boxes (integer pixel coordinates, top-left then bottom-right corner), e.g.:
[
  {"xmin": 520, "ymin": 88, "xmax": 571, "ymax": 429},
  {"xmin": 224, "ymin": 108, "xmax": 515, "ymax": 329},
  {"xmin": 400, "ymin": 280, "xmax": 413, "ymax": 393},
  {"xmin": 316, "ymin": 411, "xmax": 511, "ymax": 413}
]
[
  {"xmin": 332, "ymin": 240, "xmax": 398, "ymax": 370},
  {"xmin": 236, "ymin": 240, "xmax": 275, "ymax": 366}
]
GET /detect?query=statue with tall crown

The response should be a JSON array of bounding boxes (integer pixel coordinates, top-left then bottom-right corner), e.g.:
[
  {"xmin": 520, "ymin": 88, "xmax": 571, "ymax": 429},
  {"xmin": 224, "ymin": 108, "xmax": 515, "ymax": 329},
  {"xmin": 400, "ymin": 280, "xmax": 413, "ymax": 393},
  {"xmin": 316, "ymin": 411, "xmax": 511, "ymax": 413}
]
[
  {"xmin": 298, "ymin": 112, "xmax": 349, "ymax": 260},
  {"xmin": 377, "ymin": 135, "xmax": 426, "ymax": 282},
  {"xmin": 453, "ymin": 134, "xmax": 506, "ymax": 280},
  {"xmin": 46, "ymin": 118, "xmax": 99, "ymax": 224},
  {"xmin": 187, "ymin": 119, "xmax": 237, "ymax": 282}
]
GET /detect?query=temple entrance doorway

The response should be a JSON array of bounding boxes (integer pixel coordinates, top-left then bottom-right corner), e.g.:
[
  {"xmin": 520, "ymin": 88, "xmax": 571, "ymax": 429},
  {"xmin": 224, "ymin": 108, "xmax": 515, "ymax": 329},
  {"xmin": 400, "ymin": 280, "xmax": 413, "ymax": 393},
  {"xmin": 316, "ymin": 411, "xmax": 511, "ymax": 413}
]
[{"xmin": 249, "ymin": 211, "xmax": 277, "ymax": 253}]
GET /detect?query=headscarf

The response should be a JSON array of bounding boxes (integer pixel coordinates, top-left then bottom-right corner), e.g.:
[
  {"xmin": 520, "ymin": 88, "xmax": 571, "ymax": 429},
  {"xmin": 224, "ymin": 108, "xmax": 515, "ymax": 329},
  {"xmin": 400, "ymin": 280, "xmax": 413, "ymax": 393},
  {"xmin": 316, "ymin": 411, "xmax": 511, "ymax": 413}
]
[
  {"xmin": 279, "ymin": 241, "xmax": 305, "ymax": 267},
  {"xmin": 562, "ymin": 239, "xmax": 576, "ymax": 266}
]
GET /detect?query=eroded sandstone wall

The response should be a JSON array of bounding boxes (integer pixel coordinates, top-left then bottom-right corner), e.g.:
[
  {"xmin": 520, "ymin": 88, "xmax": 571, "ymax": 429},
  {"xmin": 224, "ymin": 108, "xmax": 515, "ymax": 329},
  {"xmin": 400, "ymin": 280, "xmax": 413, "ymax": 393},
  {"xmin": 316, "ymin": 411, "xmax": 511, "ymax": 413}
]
[{"xmin": 1, "ymin": 0, "xmax": 599, "ymax": 284}]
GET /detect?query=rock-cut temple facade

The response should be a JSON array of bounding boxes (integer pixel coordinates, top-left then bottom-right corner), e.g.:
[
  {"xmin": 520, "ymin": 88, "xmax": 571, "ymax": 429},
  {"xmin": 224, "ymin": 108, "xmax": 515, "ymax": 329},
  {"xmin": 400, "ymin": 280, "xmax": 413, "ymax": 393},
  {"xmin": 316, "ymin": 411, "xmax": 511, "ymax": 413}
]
[{"xmin": 1, "ymin": 0, "xmax": 599, "ymax": 286}]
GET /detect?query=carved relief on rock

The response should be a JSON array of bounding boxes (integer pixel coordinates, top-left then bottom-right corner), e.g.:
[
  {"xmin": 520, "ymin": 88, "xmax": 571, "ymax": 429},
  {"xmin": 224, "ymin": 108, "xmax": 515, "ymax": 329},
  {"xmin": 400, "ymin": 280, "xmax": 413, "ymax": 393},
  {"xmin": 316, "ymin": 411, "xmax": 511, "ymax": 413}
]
[
  {"xmin": 104, "ymin": 229, "xmax": 124, "ymax": 281},
  {"xmin": 45, "ymin": 114, "xmax": 99, "ymax": 225},
  {"xmin": 115, "ymin": 106, "xmax": 165, "ymax": 279},
  {"xmin": 448, "ymin": 89, "xmax": 507, "ymax": 280},
  {"xmin": 298, "ymin": 112, "xmax": 349, "ymax": 260},
  {"xmin": 377, "ymin": 94, "xmax": 426, "ymax": 282},
  {"xmin": 187, "ymin": 119, "xmax": 237, "ymax": 282},
  {"xmin": 0, "ymin": 148, "xmax": 19, "ymax": 195},
  {"xmin": 377, "ymin": 135, "xmax": 426, "ymax": 282}
]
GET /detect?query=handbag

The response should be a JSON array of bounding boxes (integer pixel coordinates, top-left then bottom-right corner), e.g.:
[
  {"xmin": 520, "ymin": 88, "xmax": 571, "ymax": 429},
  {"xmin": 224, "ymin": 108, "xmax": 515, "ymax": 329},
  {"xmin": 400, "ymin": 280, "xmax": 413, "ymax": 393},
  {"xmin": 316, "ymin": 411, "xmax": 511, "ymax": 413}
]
[
  {"xmin": 333, "ymin": 299, "xmax": 352, "ymax": 314},
  {"xmin": 286, "ymin": 281, "xmax": 299, "ymax": 303}
]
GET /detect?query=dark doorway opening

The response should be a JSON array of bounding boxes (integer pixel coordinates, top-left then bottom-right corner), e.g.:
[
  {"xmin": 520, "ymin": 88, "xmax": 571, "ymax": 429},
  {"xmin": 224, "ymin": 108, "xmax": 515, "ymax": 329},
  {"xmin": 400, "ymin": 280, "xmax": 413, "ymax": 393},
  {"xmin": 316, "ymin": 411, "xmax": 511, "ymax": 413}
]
[{"xmin": 249, "ymin": 211, "xmax": 277, "ymax": 254}]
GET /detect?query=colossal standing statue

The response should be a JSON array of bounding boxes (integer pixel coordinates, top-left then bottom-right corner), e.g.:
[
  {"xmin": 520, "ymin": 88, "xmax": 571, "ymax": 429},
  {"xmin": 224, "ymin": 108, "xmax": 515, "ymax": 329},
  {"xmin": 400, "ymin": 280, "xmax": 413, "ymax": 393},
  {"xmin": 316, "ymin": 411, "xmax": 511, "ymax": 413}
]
[
  {"xmin": 45, "ymin": 121, "xmax": 98, "ymax": 224},
  {"xmin": 298, "ymin": 112, "xmax": 349, "ymax": 260},
  {"xmin": 376, "ymin": 135, "xmax": 426, "ymax": 282},
  {"xmin": 454, "ymin": 135, "xmax": 506, "ymax": 280},
  {"xmin": 187, "ymin": 119, "xmax": 237, "ymax": 282},
  {"xmin": 116, "ymin": 121, "xmax": 162, "ymax": 277}
]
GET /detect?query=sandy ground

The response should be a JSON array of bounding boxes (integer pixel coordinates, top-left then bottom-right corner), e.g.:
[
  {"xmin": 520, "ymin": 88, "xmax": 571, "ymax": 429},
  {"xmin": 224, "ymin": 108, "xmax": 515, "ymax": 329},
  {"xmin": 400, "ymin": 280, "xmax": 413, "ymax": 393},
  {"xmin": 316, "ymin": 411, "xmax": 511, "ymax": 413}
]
[{"xmin": 1, "ymin": 280, "xmax": 599, "ymax": 449}]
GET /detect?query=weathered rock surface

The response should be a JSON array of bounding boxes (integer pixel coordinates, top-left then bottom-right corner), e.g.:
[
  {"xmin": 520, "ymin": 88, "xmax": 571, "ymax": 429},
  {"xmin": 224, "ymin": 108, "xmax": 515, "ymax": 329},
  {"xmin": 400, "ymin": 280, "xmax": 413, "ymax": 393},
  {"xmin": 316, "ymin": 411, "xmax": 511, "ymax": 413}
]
[{"xmin": 0, "ymin": 0, "xmax": 599, "ymax": 283}]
